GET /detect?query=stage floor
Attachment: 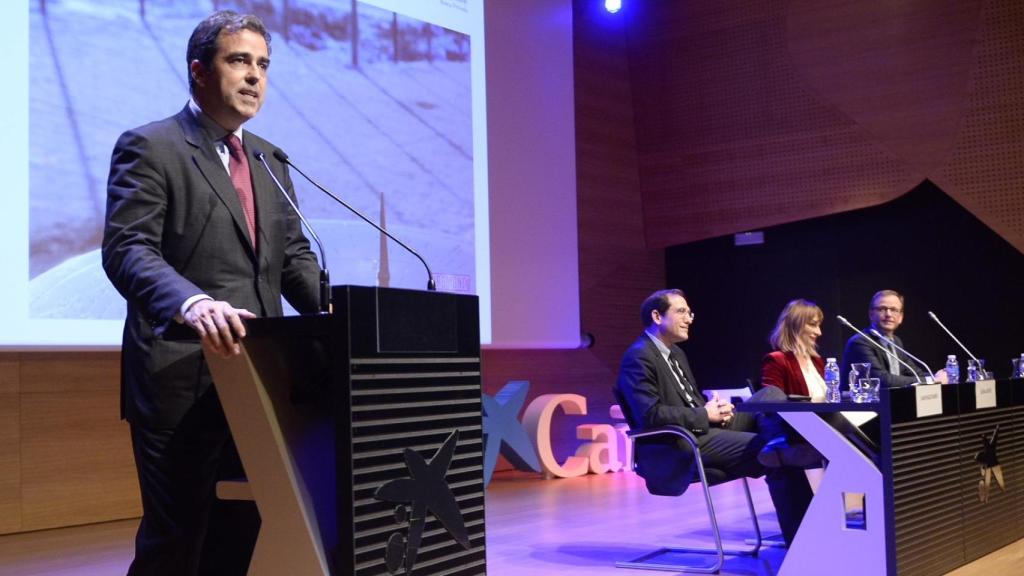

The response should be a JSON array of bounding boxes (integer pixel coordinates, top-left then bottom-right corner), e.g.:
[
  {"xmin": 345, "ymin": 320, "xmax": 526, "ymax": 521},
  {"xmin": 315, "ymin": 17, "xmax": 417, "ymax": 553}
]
[{"xmin": 0, "ymin": 471, "xmax": 1020, "ymax": 575}]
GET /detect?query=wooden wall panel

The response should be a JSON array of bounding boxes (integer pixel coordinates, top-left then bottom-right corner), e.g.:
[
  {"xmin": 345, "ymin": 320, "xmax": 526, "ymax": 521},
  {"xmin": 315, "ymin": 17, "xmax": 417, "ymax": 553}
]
[
  {"xmin": 787, "ymin": 0, "xmax": 983, "ymax": 175},
  {"xmin": 20, "ymin": 391, "xmax": 139, "ymax": 531},
  {"xmin": 626, "ymin": 0, "xmax": 1024, "ymax": 254},
  {"xmin": 0, "ymin": 352, "xmax": 140, "ymax": 536},
  {"xmin": 0, "ymin": 360, "xmax": 18, "ymax": 393},
  {"xmin": 574, "ymin": 0, "xmax": 665, "ymax": 372},
  {"xmin": 627, "ymin": 0, "xmax": 919, "ymax": 248},
  {"xmin": 0, "ymin": 359, "xmax": 21, "ymax": 534},
  {"xmin": 19, "ymin": 352, "xmax": 123, "ymax": 394},
  {"xmin": 933, "ymin": 0, "xmax": 1024, "ymax": 251}
]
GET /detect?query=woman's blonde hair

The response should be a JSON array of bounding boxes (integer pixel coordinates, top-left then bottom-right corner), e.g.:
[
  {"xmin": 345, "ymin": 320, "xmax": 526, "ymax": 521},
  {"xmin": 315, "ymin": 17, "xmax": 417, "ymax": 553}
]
[{"xmin": 769, "ymin": 299, "xmax": 823, "ymax": 357}]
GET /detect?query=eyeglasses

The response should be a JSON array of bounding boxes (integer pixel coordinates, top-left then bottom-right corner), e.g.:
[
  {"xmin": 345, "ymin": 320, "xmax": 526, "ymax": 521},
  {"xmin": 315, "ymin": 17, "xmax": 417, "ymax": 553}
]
[
  {"xmin": 871, "ymin": 306, "xmax": 903, "ymax": 315},
  {"xmin": 678, "ymin": 308, "xmax": 695, "ymax": 320}
]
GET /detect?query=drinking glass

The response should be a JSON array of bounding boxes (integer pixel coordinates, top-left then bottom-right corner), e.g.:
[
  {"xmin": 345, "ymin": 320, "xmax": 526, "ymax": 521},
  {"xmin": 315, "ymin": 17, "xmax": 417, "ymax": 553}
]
[
  {"xmin": 855, "ymin": 378, "xmax": 880, "ymax": 403},
  {"xmin": 967, "ymin": 358, "xmax": 986, "ymax": 382},
  {"xmin": 849, "ymin": 362, "xmax": 871, "ymax": 389}
]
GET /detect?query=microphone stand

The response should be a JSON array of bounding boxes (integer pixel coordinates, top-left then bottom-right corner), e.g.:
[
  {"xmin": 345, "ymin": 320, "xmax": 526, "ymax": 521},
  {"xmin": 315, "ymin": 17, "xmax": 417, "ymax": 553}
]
[
  {"xmin": 254, "ymin": 150, "xmax": 331, "ymax": 314},
  {"xmin": 273, "ymin": 150, "xmax": 436, "ymax": 291},
  {"xmin": 869, "ymin": 328, "xmax": 936, "ymax": 384},
  {"xmin": 836, "ymin": 315, "xmax": 922, "ymax": 385},
  {"xmin": 927, "ymin": 311, "xmax": 981, "ymax": 364}
]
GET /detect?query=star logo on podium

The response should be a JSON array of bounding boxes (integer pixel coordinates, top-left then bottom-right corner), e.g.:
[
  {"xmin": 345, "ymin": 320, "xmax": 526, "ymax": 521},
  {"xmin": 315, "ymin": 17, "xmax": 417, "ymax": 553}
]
[
  {"xmin": 975, "ymin": 424, "xmax": 1005, "ymax": 503},
  {"xmin": 374, "ymin": 429, "xmax": 471, "ymax": 574}
]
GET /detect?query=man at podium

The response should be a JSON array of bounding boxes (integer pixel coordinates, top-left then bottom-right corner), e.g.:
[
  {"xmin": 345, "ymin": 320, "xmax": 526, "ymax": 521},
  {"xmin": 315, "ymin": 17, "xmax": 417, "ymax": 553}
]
[{"xmin": 102, "ymin": 10, "xmax": 322, "ymax": 576}]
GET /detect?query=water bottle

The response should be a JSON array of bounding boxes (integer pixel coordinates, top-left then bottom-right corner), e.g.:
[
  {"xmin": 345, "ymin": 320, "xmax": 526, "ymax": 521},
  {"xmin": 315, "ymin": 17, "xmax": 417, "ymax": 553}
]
[
  {"xmin": 946, "ymin": 355, "xmax": 959, "ymax": 384},
  {"xmin": 824, "ymin": 357, "xmax": 841, "ymax": 402}
]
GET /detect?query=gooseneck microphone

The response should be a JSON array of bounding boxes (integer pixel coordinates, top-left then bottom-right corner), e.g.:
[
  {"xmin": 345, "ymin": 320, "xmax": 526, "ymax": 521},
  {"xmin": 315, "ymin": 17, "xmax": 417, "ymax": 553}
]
[
  {"xmin": 253, "ymin": 148, "xmax": 331, "ymax": 314},
  {"xmin": 869, "ymin": 328, "xmax": 936, "ymax": 383},
  {"xmin": 272, "ymin": 149, "xmax": 437, "ymax": 291},
  {"xmin": 927, "ymin": 311, "xmax": 981, "ymax": 364},
  {"xmin": 836, "ymin": 315, "xmax": 923, "ymax": 385}
]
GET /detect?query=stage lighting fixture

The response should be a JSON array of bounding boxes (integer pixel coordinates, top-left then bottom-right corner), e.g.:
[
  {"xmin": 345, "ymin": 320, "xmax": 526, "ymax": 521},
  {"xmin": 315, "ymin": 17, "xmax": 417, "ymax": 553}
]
[{"xmin": 605, "ymin": 0, "xmax": 622, "ymax": 14}]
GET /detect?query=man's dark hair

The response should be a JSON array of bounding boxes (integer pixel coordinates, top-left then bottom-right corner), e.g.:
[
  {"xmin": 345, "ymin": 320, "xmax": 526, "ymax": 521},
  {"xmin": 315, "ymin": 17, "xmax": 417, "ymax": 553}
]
[
  {"xmin": 641, "ymin": 289, "xmax": 686, "ymax": 327},
  {"xmin": 870, "ymin": 289, "xmax": 905, "ymax": 309},
  {"xmin": 187, "ymin": 11, "xmax": 272, "ymax": 94}
]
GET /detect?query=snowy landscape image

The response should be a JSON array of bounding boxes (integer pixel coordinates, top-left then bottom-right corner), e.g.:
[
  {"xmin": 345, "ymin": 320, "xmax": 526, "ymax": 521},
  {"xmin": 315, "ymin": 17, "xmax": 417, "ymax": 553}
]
[{"xmin": 29, "ymin": 0, "xmax": 475, "ymax": 319}]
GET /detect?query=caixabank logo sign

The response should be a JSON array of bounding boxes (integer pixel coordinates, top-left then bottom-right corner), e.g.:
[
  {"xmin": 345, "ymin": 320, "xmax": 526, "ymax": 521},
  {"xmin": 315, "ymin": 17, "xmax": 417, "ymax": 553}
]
[
  {"xmin": 975, "ymin": 424, "xmax": 1005, "ymax": 503},
  {"xmin": 373, "ymin": 430, "xmax": 471, "ymax": 575}
]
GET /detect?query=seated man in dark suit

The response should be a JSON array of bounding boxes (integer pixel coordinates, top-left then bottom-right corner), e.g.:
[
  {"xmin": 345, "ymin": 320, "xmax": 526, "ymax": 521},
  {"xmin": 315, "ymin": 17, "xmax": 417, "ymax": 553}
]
[
  {"xmin": 841, "ymin": 290, "xmax": 949, "ymax": 388},
  {"xmin": 614, "ymin": 289, "xmax": 816, "ymax": 546}
]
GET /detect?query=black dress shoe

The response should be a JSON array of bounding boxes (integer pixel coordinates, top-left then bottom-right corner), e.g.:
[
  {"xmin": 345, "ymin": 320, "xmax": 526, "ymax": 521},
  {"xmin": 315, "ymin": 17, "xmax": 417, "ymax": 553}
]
[{"xmin": 757, "ymin": 437, "xmax": 822, "ymax": 469}]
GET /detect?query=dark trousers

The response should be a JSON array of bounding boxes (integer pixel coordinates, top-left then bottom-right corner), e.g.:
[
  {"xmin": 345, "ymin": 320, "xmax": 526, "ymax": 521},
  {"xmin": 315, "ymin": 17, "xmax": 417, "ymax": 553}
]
[
  {"xmin": 127, "ymin": 389, "xmax": 260, "ymax": 576},
  {"xmin": 696, "ymin": 385, "xmax": 813, "ymax": 546}
]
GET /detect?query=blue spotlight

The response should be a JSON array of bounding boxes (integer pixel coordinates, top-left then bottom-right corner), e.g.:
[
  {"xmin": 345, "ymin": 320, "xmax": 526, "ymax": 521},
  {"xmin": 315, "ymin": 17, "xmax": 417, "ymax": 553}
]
[{"xmin": 605, "ymin": 0, "xmax": 622, "ymax": 14}]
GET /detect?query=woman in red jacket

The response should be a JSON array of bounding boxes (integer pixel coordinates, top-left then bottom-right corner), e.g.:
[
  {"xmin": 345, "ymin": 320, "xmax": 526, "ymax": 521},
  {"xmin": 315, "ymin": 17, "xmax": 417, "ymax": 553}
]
[{"xmin": 761, "ymin": 299, "xmax": 826, "ymax": 399}]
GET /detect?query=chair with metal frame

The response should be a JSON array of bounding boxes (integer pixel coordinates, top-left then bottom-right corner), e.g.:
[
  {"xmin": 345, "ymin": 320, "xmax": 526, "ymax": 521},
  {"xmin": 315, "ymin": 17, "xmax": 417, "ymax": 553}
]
[
  {"xmin": 701, "ymin": 384, "xmax": 788, "ymax": 550},
  {"xmin": 612, "ymin": 390, "xmax": 763, "ymax": 574}
]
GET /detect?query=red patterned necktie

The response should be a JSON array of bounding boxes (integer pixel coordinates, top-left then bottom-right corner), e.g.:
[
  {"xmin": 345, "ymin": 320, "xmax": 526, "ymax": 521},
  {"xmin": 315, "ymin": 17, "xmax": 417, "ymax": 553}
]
[{"xmin": 224, "ymin": 134, "xmax": 256, "ymax": 249}]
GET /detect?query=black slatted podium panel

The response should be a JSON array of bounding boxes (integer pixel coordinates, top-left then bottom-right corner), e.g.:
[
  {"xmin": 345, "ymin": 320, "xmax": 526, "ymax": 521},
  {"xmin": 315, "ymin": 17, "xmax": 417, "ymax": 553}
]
[
  {"xmin": 334, "ymin": 286, "xmax": 486, "ymax": 576},
  {"xmin": 891, "ymin": 414, "xmax": 966, "ymax": 576},
  {"xmin": 348, "ymin": 358, "xmax": 486, "ymax": 575},
  {"xmin": 890, "ymin": 381, "xmax": 1024, "ymax": 576},
  {"xmin": 957, "ymin": 381, "xmax": 1024, "ymax": 564}
]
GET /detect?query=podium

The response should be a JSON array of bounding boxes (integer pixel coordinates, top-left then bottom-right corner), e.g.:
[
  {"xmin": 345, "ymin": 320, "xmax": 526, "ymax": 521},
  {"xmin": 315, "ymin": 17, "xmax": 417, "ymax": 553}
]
[{"xmin": 203, "ymin": 286, "xmax": 486, "ymax": 576}]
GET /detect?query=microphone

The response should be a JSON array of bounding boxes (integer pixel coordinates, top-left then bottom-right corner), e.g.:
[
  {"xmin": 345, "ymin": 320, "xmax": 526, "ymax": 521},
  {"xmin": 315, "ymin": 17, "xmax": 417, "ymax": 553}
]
[
  {"xmin": 927, "ymin": 311, "xmax": 981, "ymax": 364},
  {"xmin": 272, "ymin": 149, "xmax": 436, "ymax": 291},
  {"xmin": 869, "ymin": 328, "xmax": 936, "ymax": 384},
  {"xmin": 253, "ymin": 148, "xmax": 331, "ymax": 314},
  {"xmin": 836, "ymin": 315, "xmax": 923, "ymax": 385}
]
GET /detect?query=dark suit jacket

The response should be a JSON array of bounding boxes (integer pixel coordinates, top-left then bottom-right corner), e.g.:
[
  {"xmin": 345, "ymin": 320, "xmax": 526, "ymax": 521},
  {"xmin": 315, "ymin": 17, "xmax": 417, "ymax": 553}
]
[
  {"xmin": 102, "ymin": 105, "xmax": 321, "ymax": 428},
  {"xmin": 841, "ymin": 332, "xmax": 922, "ymax": 388},
  {"xmin": 614, "ymin": 334, "xmax": 709, "ymax": 495},
  {"xmin": 760, "ymin": 351, "xmax": 825, "ymax": 396}
]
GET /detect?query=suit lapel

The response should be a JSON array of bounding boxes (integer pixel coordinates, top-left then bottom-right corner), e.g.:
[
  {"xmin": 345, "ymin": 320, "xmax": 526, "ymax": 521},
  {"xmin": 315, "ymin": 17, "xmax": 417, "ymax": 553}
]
[
  {"xmin": 247, "ymin": 139, "xmax": 276, "ymax": 270},
  {"xmin": 641, "ymin": 337, "xmax": 686, "ymax": 406},
  {"xmin": 178, "ymin": 107, "xmax": 257, "ymax": 260},
  {"xmin": 892, "ymin": 335, "xmax": 915, "ymax": 376},
  {"xmin": 785, "ymin": 351, "xmax": 805, "ymax": 390},
  {"xmin": 671, "ymin": 348, "xmax": 704, "ymax": 407}
]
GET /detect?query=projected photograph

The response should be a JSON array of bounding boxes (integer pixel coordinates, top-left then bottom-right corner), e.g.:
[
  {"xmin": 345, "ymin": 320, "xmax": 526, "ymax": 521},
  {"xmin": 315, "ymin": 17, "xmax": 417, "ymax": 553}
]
[{"xmin": 29, "ymin": 0, "xmax": 475, "ymax": 319}]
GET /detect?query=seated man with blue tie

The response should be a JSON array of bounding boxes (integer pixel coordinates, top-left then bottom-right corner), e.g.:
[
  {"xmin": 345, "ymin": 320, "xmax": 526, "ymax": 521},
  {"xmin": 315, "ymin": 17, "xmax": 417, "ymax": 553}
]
[
  {"xmin": 841, "ymin": 290, "xmax": 949, "ymax": 388},
  {"xmin": 614, "ymin": 289, "xmax": 816, "ymax": 546}
]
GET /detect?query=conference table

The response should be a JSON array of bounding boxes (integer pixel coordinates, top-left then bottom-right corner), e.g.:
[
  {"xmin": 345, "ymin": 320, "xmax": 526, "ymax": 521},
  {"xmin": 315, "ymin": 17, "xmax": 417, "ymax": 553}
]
[{"xmin": 736, "ymin": 380, "xmax": 1024, "ymax": 576}]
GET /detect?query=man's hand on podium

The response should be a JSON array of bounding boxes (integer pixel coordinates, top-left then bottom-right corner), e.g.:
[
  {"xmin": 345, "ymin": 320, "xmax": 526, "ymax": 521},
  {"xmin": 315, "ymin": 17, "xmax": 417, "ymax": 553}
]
[{"xmin": 184, "ymin": 299, "xmax": 256, "ymax": 357}]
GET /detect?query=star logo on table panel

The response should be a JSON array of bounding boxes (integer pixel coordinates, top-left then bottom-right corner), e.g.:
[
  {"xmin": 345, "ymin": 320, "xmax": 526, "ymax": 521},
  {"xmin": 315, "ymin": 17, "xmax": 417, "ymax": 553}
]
[
  {"xmin": 374, "ymin": 429, "xmax": 470, "ymax": 574},
  {"xmin": 975, "ymin": 424, "xmax": 1005, "ymax": 503},
  {"xmin": 482, "ymin": 380, "xmax": 541, "ymax": 485}
]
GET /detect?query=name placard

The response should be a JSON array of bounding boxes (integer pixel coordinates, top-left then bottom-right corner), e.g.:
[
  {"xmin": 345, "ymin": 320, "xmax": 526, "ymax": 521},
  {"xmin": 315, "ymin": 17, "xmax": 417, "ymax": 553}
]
[
  {"xmin": 975, "ymin": 380, "xmax": 997, "ymax": 409},
  {"xmin": 915, "ymin": 385, "xmax": 943, "ymax": 418}
]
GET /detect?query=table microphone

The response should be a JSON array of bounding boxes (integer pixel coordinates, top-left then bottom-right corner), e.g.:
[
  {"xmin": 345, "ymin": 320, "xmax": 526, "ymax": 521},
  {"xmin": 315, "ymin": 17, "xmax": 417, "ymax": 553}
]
[
  {"xmin": 836, "ymin": 315, "xmax": 922, "ymax": 384},
  {"xmin": 869, "ymin": 328, "xmax": 936, "ymax": 383},
  {"xmin": 272, "ymin": 149, "xmax": 436, "ymax": 291},
  {"xmin": 927, "ymin": 311, "xmax": 981, "ymax": 364},
  {"xmin": 253, "ymin": 148, "xmax": 331, "ymax": 314}
]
